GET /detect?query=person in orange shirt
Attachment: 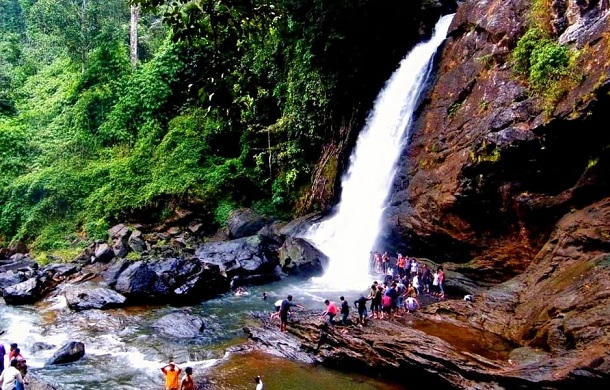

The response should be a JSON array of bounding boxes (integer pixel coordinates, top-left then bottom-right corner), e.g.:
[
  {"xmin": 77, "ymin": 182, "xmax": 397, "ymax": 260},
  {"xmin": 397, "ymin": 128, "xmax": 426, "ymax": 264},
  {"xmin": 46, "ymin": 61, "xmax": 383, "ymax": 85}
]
[{"xmin": 161, "ymin": 361, "xmax": 182, "ymax": 390}]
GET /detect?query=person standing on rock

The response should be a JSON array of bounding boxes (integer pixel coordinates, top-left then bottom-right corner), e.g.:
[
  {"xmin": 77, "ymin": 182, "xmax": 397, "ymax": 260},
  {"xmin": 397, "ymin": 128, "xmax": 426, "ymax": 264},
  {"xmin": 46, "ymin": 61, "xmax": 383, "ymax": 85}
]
[
  {"xmin": 254, "ymin": 375, "xmax": 263, "ymax": 390},
  {"xmin": 371, "ymin": 285, "xmax": 383, "ymax": 319},
  {"xmin": 339, "ymin": 296, "xmax": 350, "ymax": 326},
  {"xmin": 438, "ymin": 266, "xmax": 445, "ymax": 299},
  {"xmin": 354, "ymin": 295, "xmax": 370, "ymax": 326},
  {"xmin": 381, "ymin": 251, "xmax": 390, "ymax": 274},
  {"xmin": 161, "ymin": 361, "xmax": 182, "ymax": 390},
  {"xmin": 279, "ymin": 295, "xmax": 304, "ymax": 332},
  {"xmin": 412, "ymin": 273, "xmax": 421, "ymax": 296}
]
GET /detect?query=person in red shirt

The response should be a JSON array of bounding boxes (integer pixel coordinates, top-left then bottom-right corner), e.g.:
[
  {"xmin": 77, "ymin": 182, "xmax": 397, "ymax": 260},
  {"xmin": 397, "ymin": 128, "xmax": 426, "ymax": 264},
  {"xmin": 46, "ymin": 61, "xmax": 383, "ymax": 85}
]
[
  {"xmin": 320, "ymin": 299, "xmax": 338, "ymax": 326},
  {"xmin": 161, "ymin": 361, "xmax": 182, "ymax": 390}
]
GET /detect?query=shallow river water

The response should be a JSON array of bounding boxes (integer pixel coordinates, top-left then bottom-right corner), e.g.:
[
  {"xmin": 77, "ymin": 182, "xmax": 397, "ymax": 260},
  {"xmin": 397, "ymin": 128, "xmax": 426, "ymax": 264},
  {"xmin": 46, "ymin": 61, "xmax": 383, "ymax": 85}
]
[{"xmin": 0, "ymin": 277, "xmax": 403, "ymax": 389}]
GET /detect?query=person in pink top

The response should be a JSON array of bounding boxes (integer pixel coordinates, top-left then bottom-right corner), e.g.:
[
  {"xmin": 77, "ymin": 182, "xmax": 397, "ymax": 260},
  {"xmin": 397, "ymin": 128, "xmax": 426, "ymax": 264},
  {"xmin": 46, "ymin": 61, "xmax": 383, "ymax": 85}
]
[{"xmin": 320, "ymin": 299, "xmax": 338, "ymax": 326}]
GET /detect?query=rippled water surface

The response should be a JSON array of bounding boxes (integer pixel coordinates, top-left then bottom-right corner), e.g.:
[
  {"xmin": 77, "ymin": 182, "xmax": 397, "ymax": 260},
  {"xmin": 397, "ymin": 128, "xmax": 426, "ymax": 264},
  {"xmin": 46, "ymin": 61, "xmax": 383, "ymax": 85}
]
[{"xmin": 1, "ymin": 278, "xmax": 397, "ymax": 389}]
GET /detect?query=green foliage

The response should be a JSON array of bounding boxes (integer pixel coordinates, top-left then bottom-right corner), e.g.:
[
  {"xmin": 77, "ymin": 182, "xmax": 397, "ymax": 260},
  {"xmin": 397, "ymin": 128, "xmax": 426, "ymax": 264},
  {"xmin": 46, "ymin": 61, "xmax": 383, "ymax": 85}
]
[
  {"xmin": 98, "ymin": 40, "xmax": 184, "ymax": 145},
  {"xmin": 214, "ymin": 200, "xmax": 237, "ymax": 227},
  {"xmin": 512, "ymin": 25, "xmax": 577, "ymax": 111},
  {"xmin": 512, "ymin": 28, "xmax": 547, "ymax": 75},
  {"xmin": 529, "ymin": 43, "xmax": 570, "ymax": 90}
]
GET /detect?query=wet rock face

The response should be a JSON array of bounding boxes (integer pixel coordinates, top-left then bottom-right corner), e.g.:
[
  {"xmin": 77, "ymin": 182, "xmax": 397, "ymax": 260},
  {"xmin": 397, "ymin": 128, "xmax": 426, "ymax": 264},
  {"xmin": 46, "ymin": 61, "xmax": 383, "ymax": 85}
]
[
  {"xmin": 385, "ymin": 0, "xmax": 610, "ymax": 281},
  {"xmin": 226, "ymin": 208, "xmax": 270, "ymax": 239},
  {"xmin": 64, "ymin": 283, "xmax": 127, "ymax": 311}
]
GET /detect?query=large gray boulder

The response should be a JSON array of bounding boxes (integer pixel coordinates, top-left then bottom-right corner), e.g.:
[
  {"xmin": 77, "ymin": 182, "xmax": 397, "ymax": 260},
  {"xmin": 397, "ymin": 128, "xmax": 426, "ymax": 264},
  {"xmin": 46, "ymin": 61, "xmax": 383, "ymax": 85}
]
[
  {"xmin": 278, "ymin": 237, "xmax": 329, "ymax": 277},
  {"xmin": 152, "ymin": 311, "xmax": 205, "ymax": 339},
  {"xmin": 227, "ymin": 209, "xmax": 269, "ymax": 239},
  {"xmin": 47, "ymin": 341, "xmax": 85, "ymax": 365},
  {"xmin": 108, "ymin": 224, "xmax": 132, "ymax": 258},
  {"xmin": 64, "ymin": 283, "xmax": 127, "ymax": 311},
  {"xmin": 195, "ymin": 235, "xmax": 280, "ymax": 278},
  {"xmin": 104, "ymin": 257, "xmax": 229, "ymax": 304},
  {"xmin": 0, "ymin": 256, "xmax": 38, "ymax": 273}
]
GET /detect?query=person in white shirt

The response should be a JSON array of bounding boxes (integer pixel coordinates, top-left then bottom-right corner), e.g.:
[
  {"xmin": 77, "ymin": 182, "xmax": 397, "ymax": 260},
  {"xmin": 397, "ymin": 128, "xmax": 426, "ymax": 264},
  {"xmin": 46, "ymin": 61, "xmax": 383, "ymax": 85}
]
[
  {"xmin": 405, "ymin": 296, "xmax": 420, "ymax": 313},
  {"xmin": 0, "ymin": 359, "xmax": 24, "ymax": 390},
  {"xmin": 254, "ymin": 375, "xmax": 263, "ymax": 390}
]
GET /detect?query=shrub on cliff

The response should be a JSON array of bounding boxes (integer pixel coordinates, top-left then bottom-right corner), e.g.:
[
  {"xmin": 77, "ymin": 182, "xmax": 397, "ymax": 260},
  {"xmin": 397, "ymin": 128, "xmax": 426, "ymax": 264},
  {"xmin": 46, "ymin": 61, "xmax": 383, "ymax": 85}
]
[{"xmin": 512, "ymin": 27, "xmax": 576, "ymax": 110}]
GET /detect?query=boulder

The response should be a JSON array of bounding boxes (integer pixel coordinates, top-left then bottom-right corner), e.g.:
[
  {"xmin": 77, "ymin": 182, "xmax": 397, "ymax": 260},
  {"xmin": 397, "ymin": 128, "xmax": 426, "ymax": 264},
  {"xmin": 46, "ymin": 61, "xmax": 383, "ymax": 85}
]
[
  {"xmin": 0, "ymin": 273, "xmax": 28, "ymax": 292},
  {"xmin": 108, "ymin": 224, "xmax": 132, "ymax": 258},
  {"xmin": 24, "ymin": 372, "xmax": 63, "ymax": 390},
  {"xmin": 227, "ymin": 209, "xmax": 269, "ymax": 239},
  {"xmin": 104, "ymin": 257, "xmax": 229, "ymax": 303},
  {"xmin": 3, "ymin": 277, "xmax": 44, "ymax": 305},
  {"xmin": 64, "ymin": 283, "xmax": 127, "ymax": 311},
  {"xmin": 152, "ymin": 311, "xmax": 205, "ymax": 339},
  {"xmin": 128, "ymin": 230, "xmax": 147, "ymax": 253},
  {"xmin": 94, "ymin": 243, "xmax": 115, "ymax": 263},
  {"xmin": 0, "ymin": 257, "xmax": 38, "ymax": 273},
  {"xmin": 7, "ymin": 240, "xmax": 27, "ymax": 256},
  {"xmin": 195, "ymin": 235, "xmax": 280, "ymax": 277},
  {"xmin": 47, "ymin": 341, "xmax": 85, "ymax": 365},
  {"xmin": 278, "ymin": 237, "xmax": 329, "ymax": 277}
]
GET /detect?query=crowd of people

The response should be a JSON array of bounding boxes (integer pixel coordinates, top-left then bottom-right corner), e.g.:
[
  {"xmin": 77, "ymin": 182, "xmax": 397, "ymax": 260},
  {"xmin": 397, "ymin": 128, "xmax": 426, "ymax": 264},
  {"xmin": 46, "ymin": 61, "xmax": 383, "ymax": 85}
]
[
  {"xmin": 271, "ymin": 253, "xmax": 446, "ymax": 333},
  {"xmin": 0, "ymin": 342, "xmax": 28, "ymax": 390}
]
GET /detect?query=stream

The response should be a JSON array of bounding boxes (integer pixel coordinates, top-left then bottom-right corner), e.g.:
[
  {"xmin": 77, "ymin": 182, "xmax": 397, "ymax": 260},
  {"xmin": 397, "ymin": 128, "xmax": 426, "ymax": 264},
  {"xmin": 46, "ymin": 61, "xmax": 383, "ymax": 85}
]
[{"xmin": 1, "ymin": 278, "xmax": 402, "ymax": 389}]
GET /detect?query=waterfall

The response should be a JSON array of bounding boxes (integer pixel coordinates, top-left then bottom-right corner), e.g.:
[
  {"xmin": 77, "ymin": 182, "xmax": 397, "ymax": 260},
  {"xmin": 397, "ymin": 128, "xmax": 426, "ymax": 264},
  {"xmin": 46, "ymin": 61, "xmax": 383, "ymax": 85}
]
[{"xmin": 305, "ymin": 14, "xmax": 454, "ymax": 289}]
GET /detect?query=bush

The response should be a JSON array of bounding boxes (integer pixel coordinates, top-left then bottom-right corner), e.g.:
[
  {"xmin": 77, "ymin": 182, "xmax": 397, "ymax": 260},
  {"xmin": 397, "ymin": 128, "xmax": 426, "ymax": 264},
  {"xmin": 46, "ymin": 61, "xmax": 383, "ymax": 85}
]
[
  {"xmin": 529, "ymin": 43, "xmax": 570, "ymax": 90},
  {"xmin": 512, "ymin": 28, "xmax": 547, "ymax": 75}
]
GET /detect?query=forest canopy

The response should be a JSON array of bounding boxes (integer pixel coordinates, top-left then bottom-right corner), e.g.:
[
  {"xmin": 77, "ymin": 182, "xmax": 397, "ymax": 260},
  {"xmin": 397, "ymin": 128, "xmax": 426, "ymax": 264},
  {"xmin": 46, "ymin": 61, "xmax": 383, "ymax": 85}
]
[{"xmin": 0, "ymin": 0, "xmax": 451, "ymax": 256}]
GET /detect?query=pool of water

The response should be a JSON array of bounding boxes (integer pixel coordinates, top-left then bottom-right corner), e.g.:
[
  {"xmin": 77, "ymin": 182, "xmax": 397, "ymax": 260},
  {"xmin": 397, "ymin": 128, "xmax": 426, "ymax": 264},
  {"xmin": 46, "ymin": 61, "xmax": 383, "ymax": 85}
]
[
  {"xmin": 207, "ymin": 351, "xmax": 404, "ymax": 390},
  {"xmin": 410, "ymin": 319, "xmax": 516, "ymax": 361}
]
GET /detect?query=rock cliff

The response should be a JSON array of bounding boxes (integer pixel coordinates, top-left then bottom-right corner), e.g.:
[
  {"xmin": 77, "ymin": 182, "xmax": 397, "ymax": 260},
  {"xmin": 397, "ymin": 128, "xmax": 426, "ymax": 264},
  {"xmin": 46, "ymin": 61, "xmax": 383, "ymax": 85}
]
[
  {"xmin": 386, "ymin": 0, "xmax": 610, "ymax": 386},
  {"xmin": 388, "ymin": 0, "xmax": 610, "ymax": 386}
]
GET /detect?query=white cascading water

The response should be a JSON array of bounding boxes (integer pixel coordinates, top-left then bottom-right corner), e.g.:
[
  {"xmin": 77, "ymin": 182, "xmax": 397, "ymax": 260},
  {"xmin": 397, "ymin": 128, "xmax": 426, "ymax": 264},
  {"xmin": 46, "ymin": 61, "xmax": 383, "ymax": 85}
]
[{"xmin": 305, "ymin": 14, "xmax": 454, "ymax": 289}]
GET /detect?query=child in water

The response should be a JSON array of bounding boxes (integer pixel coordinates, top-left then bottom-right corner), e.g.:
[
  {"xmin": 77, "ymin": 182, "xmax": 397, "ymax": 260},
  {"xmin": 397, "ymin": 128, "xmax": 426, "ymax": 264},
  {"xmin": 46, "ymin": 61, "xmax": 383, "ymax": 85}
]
[{"xmin": 180, "ymin": 367, "xmax": 195, "ymax": 390}]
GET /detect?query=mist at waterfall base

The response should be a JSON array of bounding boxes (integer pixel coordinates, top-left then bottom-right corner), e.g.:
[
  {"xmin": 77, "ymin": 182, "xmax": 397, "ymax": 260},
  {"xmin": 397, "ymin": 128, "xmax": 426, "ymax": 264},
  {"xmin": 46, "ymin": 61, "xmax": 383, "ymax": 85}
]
[{"xmin": 305, "ymin": 14, "xmax": 454, "ymax": 290}]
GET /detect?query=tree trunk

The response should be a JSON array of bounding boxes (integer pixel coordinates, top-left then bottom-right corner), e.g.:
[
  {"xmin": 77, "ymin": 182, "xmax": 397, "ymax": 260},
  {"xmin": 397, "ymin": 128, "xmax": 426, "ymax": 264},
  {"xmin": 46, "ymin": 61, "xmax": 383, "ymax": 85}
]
[{"xmin": 130, "ymin": 4, "xmax": 140, "ymax": 68}]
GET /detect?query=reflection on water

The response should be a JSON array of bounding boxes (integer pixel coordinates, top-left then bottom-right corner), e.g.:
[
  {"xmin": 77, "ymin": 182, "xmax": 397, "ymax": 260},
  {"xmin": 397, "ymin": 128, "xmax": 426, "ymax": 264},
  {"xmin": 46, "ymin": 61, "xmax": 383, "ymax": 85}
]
[
  {"xmin": 0, "ymin": 278, "xmax": 385, "ymax": 389},
  {"xmin": 208, "ymin": 351, "xmax": 405, "ymax": 390}
]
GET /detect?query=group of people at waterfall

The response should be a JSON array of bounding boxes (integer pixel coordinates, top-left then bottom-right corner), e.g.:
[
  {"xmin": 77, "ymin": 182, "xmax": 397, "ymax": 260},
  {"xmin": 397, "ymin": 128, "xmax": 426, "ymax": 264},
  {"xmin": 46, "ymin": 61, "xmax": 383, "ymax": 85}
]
[
  {"xmin": 372, "ymin": 252, "xmax": 445, "ymax": 300},
  {"xmin": 0, "ymin": 342, "xmax": 28, "ymax": 390},
  {"xmin": 270, "ymin": 253, "xmax": 446, "ymax": 332}
]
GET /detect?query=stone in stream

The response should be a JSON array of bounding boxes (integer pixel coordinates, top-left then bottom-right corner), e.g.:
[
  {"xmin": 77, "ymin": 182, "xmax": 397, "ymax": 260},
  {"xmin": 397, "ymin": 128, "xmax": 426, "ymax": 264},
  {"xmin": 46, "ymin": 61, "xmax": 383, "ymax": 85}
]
[
  {"xmin": 47, "ymin": 341, "xmax": 85, "ymax": 365},
  {"xmin": 153, "ymin": 311, "xmax": 205, "ymax": 339}
]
